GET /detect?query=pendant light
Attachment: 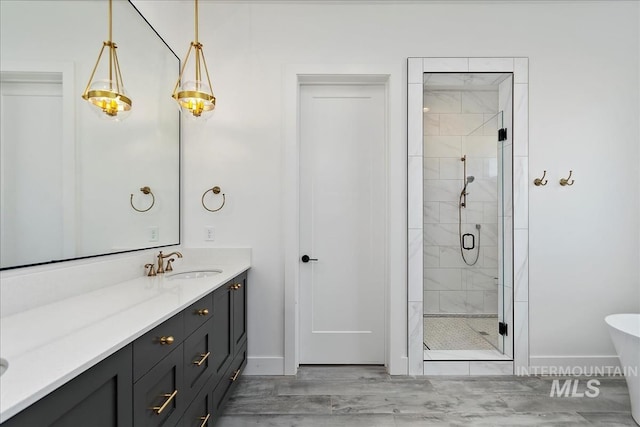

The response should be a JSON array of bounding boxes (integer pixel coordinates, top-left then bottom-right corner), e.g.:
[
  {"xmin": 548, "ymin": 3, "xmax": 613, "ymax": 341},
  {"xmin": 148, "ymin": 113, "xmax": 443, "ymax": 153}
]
[
  {"xmin": 81, "ymin": 0, "xmax": 132, "ymax": 120},
  {"xmin": 172, "ymin": 0, "xmax": 216, "ymax": 118}
]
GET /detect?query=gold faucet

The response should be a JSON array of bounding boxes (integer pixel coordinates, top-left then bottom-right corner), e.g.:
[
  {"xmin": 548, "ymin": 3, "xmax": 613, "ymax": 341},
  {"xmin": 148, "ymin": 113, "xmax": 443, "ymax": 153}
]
[{"xmin": 157, "ymin": 250, "xmax": 183, "ymax": 274}]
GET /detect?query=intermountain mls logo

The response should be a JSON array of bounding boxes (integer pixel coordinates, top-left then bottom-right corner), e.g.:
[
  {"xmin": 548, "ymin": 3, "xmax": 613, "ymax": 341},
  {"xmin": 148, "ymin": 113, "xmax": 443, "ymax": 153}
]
[
  {"xmin": 517, "ymin": 365, "xmax": 638, "ymax": 398},
  {"xmin": 549, "ymin": 378, "xmax": 600, "ymax": 398}
]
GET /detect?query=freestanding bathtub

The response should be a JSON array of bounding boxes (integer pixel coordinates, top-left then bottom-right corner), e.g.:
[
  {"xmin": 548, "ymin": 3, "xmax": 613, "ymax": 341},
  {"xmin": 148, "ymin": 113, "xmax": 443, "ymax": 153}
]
[{"xmin": 605, "ymin": 313, "xmax": 640, "ymax": 425}]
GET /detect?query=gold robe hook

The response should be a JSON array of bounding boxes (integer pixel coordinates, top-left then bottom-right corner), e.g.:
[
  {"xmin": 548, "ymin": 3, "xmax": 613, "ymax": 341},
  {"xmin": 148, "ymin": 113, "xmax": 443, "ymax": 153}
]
[
  {"xmin": 559, "ymin": 171, "xmax": 575, "ymax": 186},
  {"xmin": 533, "ymin": 171, "xmax": 548, "ymax": 186}
]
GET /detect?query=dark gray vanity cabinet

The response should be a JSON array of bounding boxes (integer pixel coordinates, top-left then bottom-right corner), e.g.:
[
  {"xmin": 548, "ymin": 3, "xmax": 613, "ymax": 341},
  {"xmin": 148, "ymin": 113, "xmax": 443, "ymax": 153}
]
[
  {"xmin": 207, "ymin": 272, "xmax": 248, "ymax": 425},
  {"xmin": 1, "ymin": 271, "xmax": 248, "ymax": 427},
  {"xmin": 211, "ymin": 283, "xmax": 233, "ymax": 382},
  {"xmin": 2, "ymin": 344, "xmax": 133, "ymax": 427},
  {"xmin": 231, "ymin": 273, "xmax": 247, "ymax": 353},
  {"xmin": 133, "ymin": 346, "xmax": 184, "ymax": 427},
  {"xmin": 183, "ymin": 319, "xmax": 216, "ymax": 403},
  {"xmin": 180, "ymin": 380, "xmax": 214, "ymax": 427},
  {"xmin": 211, "ymin": 342, "xmax": 247, "ymax": 425}
]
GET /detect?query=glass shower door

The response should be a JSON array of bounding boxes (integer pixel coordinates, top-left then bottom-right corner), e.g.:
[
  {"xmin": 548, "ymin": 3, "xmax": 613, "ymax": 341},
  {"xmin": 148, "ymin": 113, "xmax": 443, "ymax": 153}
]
[{"xmin": 422, "ymin": 72, "xmax": 513, "ymax": 360}]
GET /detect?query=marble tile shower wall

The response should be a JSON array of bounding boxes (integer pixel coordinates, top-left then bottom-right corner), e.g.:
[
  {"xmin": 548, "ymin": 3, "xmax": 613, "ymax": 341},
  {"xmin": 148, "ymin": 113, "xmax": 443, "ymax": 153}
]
[{"xmin": 423, "ymin": 89, "xmax": 499, "ymax": 315}]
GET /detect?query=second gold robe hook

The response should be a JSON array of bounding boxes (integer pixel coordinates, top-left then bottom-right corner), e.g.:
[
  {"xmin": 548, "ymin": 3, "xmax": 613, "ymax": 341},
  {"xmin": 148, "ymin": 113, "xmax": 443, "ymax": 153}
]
[{"xmin": 560, "ymin": 170, "xmax": 575, "ymax": 186}]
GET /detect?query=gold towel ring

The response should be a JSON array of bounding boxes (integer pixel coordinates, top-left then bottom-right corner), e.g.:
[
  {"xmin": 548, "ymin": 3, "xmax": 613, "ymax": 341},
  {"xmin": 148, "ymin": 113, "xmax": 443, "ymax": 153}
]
[
  {"xmin": 130, "ymin": 186, "xmax": 155, "ymax": 212},
  {"xmin": 202, "ymin": 186, "xmax": 226, "ymax": 212}
]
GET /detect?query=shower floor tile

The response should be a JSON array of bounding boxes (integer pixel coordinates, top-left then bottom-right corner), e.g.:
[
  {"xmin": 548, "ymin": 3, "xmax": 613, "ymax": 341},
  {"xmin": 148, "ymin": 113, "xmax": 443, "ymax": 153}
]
[{"xmin": 424, "ymin": 316, "xmax": 498, "ymax": 351}]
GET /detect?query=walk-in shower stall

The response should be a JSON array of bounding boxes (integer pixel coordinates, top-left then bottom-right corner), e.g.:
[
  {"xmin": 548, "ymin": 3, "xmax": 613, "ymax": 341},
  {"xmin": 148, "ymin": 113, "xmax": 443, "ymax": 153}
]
[{"xmin": 422, "ymin": 72, "xmax": 513, "ymax": 360}]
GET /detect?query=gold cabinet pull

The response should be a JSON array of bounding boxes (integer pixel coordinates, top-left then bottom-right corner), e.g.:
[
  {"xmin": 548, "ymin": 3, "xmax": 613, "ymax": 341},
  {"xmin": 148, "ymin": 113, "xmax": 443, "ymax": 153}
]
[
  {"xmin": 152, "ymin": 390, "xmax": 178, "ymax": 414},
  {"xmin": 228, "ymin": 283, "xmax": 242, "ymax": 290},
  {"xmin": 196, "ymin": 308, "xmax": 209, "ymax": 316},
  {"xmin": 199, "ymin": 413, "xmax": 211, "ymax": 427},
  {"xmin": 159, "ymin": 336, "xmax": 175, "ymax": 345},
  {"xmin": 193, "ymin": 351, "xmax": 211, "ymax": 367},
  {"xmin": 235, "ymin": 284, "xmax": 242, "ymax": 290},
  {"xmin": 230, "ymin": 369, "xmax": 240, "ymax": 382}
]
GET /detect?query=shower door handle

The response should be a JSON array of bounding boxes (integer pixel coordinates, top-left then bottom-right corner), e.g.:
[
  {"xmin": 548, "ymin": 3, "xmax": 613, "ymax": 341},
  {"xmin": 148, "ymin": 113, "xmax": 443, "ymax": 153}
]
[{"xmin": 301, "ymin": 255, "xmax": 318, "ymax": 263}]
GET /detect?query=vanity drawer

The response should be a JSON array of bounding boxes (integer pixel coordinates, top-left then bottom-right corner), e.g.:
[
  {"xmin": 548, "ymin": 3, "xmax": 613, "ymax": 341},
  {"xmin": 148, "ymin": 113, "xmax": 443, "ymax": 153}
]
[
  {"xmin": 184, "ymin": 293, "xmax": 213, "ymax": 337},
  {"xmin": 134, "ymin": 312, "xmax": 184, "ymax": 381},
  {"xmin": 133, "ymin": 346, "xmax": 184, "ymax": 427},
  {"xmin": 179, "ymin": 381, "xmax": 213, "ymax": 427},
  {"xmin": 183, "ymin": 318, "xmax": 215, "ymax": 404}
]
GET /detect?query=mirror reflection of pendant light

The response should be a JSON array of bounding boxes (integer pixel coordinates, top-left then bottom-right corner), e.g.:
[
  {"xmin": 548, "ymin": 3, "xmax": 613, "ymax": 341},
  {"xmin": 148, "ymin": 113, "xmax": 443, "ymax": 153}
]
[
  {"xmin": 172, "ymin": 0, "xmax": 216, "ymax": 118},
  {"xmin": 81, "ymin": 0, "xmax": 132, "ymax": 120}
]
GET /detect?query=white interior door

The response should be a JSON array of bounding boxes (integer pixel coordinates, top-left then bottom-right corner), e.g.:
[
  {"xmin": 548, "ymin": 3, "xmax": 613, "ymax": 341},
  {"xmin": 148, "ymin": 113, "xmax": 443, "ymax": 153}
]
[
  {"xmin": 0, "ymin": 72, "xmax": 65, "ymax": 267},
  {"xmin": 299, "ymin": 83, "xmax": 386, "ymax": 364}
]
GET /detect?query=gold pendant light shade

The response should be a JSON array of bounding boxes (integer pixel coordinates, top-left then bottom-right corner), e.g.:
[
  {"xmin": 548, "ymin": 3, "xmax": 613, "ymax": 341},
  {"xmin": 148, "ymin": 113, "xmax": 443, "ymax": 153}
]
[
  {"xmin": 172, "ymin": 0, "xmax": 216, "ymax": 118},
  {"xmin": 82, "ymin": 0, "xmax": 131, "ymax": 120}
]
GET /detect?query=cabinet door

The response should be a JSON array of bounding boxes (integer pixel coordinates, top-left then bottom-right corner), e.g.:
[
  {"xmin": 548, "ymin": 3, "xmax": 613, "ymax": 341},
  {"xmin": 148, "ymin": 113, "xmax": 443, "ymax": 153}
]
[
  {"xmin": 231, "ymin": 272, "xmax": 247, "ymax": 352},
  {"xmin": 211, "ymin": 284, "xmax": 233, "ymax": 382},
  {"xmin": 210, "ymin": 343, "xmax": 247, "ymax": 426},
  {"xmin": 183, "ymin": 318, "xmax": 214, "ymax": 403},
  {"xmin": 2, "ymin": 345, "xmax": 133, "ymax": 427},
  {"xmin": 133, "ymin": 346, "xmax": 184, "ymax": 427}
]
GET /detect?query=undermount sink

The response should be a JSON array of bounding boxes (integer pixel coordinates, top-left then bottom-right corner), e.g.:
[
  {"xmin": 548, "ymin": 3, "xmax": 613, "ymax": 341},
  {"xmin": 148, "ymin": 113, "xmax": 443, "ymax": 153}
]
[
  {"xmin": 0, "ymin": 358, "xmax": 8, "ymax": 377},
  {"xmin": 167, "ymin": 270, "xmax": 223, "ymax": 280}
]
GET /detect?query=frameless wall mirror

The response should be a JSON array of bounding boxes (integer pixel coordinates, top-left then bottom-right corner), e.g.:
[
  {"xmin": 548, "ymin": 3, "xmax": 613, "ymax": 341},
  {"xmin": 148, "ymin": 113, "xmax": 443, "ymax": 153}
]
[{"xmin": 0, "ymin": 0, "xmax": 180, "ymax": 269}]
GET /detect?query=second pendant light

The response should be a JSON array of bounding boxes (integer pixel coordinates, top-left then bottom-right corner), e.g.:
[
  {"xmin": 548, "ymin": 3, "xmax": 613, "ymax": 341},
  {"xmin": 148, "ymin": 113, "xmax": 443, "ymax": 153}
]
[{"xmin": 172, "ymin": 0, "xmax": 216, "ymax": 118}]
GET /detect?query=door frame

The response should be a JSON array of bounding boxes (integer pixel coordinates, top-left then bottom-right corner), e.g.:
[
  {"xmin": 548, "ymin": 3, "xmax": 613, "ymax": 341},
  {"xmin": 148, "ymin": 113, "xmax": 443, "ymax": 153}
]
[
  {"xmin": 283, "ymin": 64, "xmax": 406, "ymax": 375},
  {"xmin": 407, "ymin": 57, "xmax": 530, "ymax": 375}
]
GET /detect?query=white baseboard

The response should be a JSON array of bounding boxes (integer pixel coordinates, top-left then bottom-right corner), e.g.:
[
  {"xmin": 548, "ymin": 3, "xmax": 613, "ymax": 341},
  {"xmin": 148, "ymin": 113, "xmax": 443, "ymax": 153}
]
[
  {"xmin": 526, "ymin": 355, "xmax": 622, "ymax": 375},
  {"xmin": 243, "ymin": 356, "xmax": 285, "ymax": 375}
]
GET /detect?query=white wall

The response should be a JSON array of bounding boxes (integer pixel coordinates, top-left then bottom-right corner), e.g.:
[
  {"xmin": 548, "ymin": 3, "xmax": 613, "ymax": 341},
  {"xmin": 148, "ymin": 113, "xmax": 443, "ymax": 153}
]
[{"xmin": 83, "ymin": 0, "xmax": 640, "ymax": 372}]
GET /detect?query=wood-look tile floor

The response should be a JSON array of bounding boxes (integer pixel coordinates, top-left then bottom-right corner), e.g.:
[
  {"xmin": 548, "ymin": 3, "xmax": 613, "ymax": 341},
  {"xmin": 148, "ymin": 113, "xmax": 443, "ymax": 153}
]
[{"xmin": 217, "ymin": 366, "xmax": 637, "ymax": 426}]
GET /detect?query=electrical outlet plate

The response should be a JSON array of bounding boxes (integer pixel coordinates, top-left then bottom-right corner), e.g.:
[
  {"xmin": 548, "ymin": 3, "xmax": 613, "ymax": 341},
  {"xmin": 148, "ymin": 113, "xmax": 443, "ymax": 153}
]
[
  {"xmin": 148, "ymin": 226, "xmax": 159, "ymax": 242},
  {"xmin": 205, "ymin": 226, "xmax": 215, "ymax": 241}
]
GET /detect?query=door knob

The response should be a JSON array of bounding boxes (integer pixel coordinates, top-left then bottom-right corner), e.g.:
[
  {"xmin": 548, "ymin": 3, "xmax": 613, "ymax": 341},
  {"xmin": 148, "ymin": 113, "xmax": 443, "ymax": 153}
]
[{"xmin": 301, "ymin": 255, "xmax": 318, "ymax": 263}]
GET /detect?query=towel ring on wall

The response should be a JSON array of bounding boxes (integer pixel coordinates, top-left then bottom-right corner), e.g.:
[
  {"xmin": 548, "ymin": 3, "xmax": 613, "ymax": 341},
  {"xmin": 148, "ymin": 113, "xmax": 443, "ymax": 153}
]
[
  {"xmin": 559, "ymin": 170, "xmax": 575, "ymax": 186},
  {"xmin": 202, "ymin": 186, "xmax": 226, "ymax": 212},
  {"xmin": 130, "ymin": 186, "xmax": 155, "ymax": 212}
]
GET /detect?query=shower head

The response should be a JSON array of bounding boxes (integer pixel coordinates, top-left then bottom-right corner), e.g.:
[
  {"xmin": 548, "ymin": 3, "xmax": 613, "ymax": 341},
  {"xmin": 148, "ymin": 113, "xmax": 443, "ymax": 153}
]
[{"xmin": 461, "ymin": 175, "xmax": 475, "ymax": 201}]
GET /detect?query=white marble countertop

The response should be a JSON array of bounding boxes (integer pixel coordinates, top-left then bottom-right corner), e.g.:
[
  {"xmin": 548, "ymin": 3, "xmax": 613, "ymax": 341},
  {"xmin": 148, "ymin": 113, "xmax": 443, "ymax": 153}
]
[{"xmin": 0, "ymin": 252, "xmax": 250, "ymax": 423}]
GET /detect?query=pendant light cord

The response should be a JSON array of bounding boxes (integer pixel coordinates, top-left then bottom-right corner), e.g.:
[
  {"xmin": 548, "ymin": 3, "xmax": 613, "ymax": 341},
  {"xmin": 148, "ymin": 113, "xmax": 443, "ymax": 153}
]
[
  {"xmin": 108, "ymin": 0, "xmax": 112, "ymax": 42},
  {"xmin": 195, "ymin": 0, "xmax": 199, "ymax": 43},
  {"xmin": 108, "ymin": 0, "xmax": 113, "ymax": 87}
]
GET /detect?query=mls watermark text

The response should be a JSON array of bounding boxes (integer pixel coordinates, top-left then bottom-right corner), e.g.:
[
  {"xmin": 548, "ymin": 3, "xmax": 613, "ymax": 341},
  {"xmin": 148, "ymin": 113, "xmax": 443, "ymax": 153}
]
[{"xmin": 516, "ymin": 365, "xmax": 637, "ymax": 399}]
